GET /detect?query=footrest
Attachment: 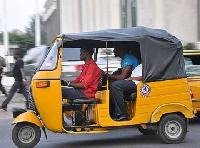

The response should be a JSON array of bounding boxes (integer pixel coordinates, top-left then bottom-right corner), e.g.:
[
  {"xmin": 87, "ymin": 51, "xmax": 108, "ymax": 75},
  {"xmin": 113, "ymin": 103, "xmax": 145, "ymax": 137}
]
[
  {"xmin": 192, "ymin": 99, "xmax": 200, "ymax": 102},
  {"xmin": 12, "ymin": 107, "xmax": 27, "ymax": 118},
  {"xmin": 73, "ymin": 98, "xmax": 101, "ymax": 104},
  {"xmin": 62, "ymin": 103, "xmax": 82, "ymax": 111}
]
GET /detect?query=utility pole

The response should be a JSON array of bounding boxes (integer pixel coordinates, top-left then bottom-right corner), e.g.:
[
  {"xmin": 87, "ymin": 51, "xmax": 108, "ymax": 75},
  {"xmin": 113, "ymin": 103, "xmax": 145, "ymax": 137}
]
[
  {"xmin": 2, "ymin": 0, "xmax": 10, "ymax": 70},
  {"xmin": 35, "ymin": 0, "xmax": 41, "ymax": 46}
]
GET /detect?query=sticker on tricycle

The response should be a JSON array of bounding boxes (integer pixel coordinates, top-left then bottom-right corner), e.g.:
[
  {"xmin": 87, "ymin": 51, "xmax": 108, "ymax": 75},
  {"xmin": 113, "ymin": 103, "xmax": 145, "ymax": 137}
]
[{"xmin": 140, "ymin": 84, "xmax": 151, "ymax": 97}]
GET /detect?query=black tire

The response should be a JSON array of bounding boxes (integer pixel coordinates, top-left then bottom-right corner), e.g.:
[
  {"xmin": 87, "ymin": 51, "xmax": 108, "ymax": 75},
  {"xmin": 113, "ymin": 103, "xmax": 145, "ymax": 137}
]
[
  {"xmin": 12, "ymin": 122, "xmax": 41, "ymax": 148},
  {"xmin": 137, "ymin": 125, "xmax": 158, "ymax": 135},
  {"xmin": 158, "ymin": 114, "xmax": 187, "ymax": 144},
  {"xmin": 196, "ymin": 111, "xmax": 200, "ymax": 117}
]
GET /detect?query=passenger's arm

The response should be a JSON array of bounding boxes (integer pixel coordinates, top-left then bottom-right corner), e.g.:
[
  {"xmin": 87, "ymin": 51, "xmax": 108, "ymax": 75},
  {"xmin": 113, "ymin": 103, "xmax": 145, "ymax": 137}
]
[
  {"xmin": 126, "ymin": 76, "xmax": 142, "ymax": 81},
  {"xmin": 108, "ymin": 65, "xmax": 132, "ymax": 80}
]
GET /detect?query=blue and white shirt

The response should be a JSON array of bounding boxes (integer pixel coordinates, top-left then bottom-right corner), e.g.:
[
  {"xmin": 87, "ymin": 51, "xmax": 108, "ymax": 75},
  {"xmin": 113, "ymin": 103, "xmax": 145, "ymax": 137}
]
[{"xmin": 121, "ymin": 54, "xmax": 139, "ymax": 71}]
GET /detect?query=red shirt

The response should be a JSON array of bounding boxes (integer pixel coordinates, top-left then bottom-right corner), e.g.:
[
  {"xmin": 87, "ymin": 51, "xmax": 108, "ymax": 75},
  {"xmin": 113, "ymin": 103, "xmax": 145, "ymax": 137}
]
[{"xmin": 74, "ymin": 59, "xmax": 101, "ymax": 99}]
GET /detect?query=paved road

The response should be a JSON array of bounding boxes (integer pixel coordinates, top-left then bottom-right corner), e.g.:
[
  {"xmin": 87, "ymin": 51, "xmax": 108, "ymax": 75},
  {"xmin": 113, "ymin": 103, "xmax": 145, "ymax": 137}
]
[{"xmin": 0, "ymin": 117, "xmax": 200, "ymax": 148}]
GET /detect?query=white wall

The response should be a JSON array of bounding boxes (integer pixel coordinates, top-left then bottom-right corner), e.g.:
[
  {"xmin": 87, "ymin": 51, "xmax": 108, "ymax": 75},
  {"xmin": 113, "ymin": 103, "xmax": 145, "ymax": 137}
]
[
  {"xmin": 137, "ymin": 0, "xmax": 198, "ymax": 45},
  {"xmin": 60, "ymin": 0, "xmax": 121, "ymax": 33}
]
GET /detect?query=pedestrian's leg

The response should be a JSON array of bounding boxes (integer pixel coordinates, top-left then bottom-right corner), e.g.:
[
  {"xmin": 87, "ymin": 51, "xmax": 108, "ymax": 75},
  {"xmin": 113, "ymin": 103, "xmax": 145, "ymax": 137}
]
[
  {"xmin": 1, "ymin": 81, "xmax": 21, "ymax": 108},
  {"xmin": 20, "ymin": 83, "xmax": 29, "ymax": 109},
  {"xmin": 0, "ymin": 75, "xmax": 7, "ymax": 95}
]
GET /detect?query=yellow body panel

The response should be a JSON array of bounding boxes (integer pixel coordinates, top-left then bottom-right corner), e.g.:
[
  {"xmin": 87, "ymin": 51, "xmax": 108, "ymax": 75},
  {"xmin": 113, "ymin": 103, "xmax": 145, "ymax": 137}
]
[
  {"xmin": 31, "ymin": 47, "xmax": 63, "ymax": 132},
  {"xmin": 12, "ymin": 112, "xmax": 42, "ymax": 127},
  {"xmin": 95, "ymin": 78, "xmax": 194, "ymax": 127}
]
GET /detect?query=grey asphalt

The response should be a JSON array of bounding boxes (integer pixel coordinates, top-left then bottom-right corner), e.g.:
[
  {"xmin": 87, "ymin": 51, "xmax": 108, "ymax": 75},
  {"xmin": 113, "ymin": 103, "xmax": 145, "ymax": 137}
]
[
  {"xmin": 0, "ymin": 118, "xmax": 200, "ymax": 148},
  {"xmin": 0, "ymin": 85, "xmax": 26, "ymax": 119}
]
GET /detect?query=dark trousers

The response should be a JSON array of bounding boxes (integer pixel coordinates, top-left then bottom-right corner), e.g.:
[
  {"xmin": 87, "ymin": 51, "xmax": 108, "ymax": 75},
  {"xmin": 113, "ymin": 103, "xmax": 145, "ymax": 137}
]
[
  {"xmin": 0, "ymin": 68, "xmax": 6, "ymax": 94},
  {"xmin": 2, "ymin": 81, "xmax": 29, "ymax": 108},
  {"xmin": 62, "ymin": 87, "xmax": 87, "ymax": 100},
  {"xmin": 110, "ymin": 80, "xmax": 137, "ymax": 116}
]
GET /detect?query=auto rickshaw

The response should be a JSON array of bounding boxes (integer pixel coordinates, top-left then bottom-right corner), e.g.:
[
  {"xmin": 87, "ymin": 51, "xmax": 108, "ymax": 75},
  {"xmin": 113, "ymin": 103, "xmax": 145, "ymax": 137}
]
[
  {"xmin": 183, "ymin": 50, "xmax": 200, "ymax": 116},
  {"xmin": 11, "ymin": 27, "xmax": 195, "ymax": 148}
]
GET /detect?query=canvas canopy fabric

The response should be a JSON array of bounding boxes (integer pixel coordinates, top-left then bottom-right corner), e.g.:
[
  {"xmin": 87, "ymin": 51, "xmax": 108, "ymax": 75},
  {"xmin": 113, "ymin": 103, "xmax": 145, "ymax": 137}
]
[{"xmin": 59, "ymin": 26, "xmax": 186, "ymax": 83}]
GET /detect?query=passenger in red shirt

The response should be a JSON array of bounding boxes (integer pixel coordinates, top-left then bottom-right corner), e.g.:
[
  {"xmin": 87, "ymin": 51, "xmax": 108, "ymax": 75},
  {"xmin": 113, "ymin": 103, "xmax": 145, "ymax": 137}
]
[{"xmin": 61, "ymin": 48, "xmax": 101, "ymax": 100}]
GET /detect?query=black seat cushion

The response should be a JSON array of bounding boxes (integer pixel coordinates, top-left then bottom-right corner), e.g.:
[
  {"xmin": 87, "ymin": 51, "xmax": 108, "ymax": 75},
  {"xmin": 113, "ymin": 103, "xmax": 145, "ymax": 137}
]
[
  {"xmin": 73, "ymin": 98, "xmax": 101, "ymax": 104},
  {"xmin": 125, "ymin": 92, "xmax": 137, "ymax": 102}
]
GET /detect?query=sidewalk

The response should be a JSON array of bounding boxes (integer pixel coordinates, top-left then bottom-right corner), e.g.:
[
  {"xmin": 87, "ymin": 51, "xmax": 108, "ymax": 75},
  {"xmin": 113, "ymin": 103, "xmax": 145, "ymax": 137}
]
[{"xmin": 0, "ymin": 77, "xmax": 26, "ymax": 119}]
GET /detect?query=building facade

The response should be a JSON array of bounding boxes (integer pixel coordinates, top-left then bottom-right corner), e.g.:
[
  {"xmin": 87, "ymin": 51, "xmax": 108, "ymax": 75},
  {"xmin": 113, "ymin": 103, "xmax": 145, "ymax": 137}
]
[
  {"xmin": 137, "ymin": 0, "xmax": 200, "ymax": 46},
  {"xmin": 43, "ymin": 0, "xmax": 200, "ymax": 47}
]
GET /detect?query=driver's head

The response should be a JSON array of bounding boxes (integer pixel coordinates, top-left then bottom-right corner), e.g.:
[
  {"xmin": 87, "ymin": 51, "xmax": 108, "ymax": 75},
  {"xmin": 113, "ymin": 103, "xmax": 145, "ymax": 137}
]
[{"xmin": 80, "ymin": 48, "xmax": 94, "ymax": 61}]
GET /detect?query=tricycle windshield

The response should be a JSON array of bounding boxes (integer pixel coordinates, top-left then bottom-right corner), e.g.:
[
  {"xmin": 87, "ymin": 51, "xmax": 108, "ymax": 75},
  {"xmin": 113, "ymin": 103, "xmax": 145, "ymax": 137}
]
[{"xmin": 40, "ymin": 41, "xmax": 59, "ymax": 70}]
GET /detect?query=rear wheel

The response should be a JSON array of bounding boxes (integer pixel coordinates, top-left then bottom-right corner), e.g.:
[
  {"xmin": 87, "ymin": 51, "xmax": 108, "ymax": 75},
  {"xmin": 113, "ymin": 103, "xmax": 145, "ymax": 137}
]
[
  {"xmin": 158, "ymin": 114, "xmax": 187, "ymax": 144},
  {"xmin": 137, "ymin": 125, "xmax": 157, "ymax": 135},
  {"xmin": 12, "ymin": 122, "xmax": 41, "ymax": 148},
  {"xmin": 196, "ymin": 111, "xmax": 200, "ymax": 117}
]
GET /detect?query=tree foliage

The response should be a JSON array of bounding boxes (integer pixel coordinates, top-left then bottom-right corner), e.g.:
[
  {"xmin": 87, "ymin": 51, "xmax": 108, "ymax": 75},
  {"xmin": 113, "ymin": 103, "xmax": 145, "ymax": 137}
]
[{"xmin": 0, "ymin": 14, "xmax": 46, "ymax": 57}]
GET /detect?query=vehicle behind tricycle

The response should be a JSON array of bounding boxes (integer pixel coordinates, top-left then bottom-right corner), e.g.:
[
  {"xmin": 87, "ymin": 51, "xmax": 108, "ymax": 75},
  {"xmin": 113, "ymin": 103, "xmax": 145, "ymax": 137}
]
[{"xmin": 11, "ymin": 27, "xmax": 195, "ymax": 148}]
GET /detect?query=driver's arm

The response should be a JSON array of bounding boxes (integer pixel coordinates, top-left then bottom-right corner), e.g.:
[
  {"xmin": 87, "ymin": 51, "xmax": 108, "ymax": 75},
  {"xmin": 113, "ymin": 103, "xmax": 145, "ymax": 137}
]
[
  {"xmin": 69, "ymin": 82, "xmax": 85, "ymax": 89},
  {"xmin": 108, "ymin": 65, "xmax": 132, "ymax": 80}
]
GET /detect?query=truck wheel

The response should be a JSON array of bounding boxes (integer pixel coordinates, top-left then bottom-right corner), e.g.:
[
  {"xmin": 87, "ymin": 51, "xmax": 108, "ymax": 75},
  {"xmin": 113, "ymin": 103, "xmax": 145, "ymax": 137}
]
[
  {"xmin": 137, "ymin": 125, "xmax": 157, "ymax": 135},
  {"xmin": 12, "ymin": 122, "xmax": 41, "ymax": 148},
  {"xmin": 158, "ymin": 114, "xmax": 187, "ymax": 144}
]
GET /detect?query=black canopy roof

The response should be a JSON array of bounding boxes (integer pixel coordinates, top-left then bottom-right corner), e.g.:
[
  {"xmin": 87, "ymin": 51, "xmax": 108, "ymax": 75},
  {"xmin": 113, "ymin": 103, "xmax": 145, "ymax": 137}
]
[{"xmin": 59, "ymin": 26, "xmax": 186, "ymax": 82}]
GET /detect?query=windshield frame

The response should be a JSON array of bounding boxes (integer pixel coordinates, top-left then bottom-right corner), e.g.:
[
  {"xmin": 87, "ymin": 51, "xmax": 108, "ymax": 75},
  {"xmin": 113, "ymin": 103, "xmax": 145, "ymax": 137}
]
[{"xmin": 39, "ymin": 40, "xmax": 62, "ymax": 71}]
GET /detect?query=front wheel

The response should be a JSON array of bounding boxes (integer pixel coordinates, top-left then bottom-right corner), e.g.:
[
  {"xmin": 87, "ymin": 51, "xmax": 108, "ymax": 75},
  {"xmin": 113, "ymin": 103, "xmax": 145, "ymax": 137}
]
[
  {"xmin": 12, "ymin": 122, "xmax": 41, "ymax": 148},
  {"xmin": 158, "ymin": 114, "xmax": 187, "ymax": 144}
]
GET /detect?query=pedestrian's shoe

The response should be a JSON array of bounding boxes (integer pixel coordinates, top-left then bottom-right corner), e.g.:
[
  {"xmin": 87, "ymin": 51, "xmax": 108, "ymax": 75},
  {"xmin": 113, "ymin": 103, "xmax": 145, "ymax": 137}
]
[{"xmin": 0, "ymin": 106, "xmax": 7, "ymax": 111}]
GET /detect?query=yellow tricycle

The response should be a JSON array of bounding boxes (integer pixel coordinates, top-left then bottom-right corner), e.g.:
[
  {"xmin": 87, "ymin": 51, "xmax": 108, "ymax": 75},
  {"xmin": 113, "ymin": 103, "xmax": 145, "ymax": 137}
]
[{"xmin": 11, "ymin": 27, "xmax": 195, "ymax": 147}]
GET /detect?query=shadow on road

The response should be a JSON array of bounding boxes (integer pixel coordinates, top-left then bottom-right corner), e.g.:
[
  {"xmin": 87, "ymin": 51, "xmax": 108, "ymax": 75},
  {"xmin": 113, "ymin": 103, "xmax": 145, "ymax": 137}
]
[
  {"xmin": 189, "ymin": 116, "xmax": 200, "ymax": 125},
  {"xmin": 39, "ymin": 134, "xmax": 162, "ymax": 148}
]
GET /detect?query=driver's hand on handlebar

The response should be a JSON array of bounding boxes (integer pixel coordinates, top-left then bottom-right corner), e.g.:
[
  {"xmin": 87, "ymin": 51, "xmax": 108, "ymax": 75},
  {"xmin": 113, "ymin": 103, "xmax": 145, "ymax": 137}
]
[{"xmin": 61, "ymin": 80, "xmax": 68, "ymax": 86}]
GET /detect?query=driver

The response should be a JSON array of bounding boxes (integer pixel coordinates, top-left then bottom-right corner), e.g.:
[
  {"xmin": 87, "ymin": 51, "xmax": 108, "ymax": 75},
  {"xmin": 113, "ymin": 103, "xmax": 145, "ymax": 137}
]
[{"xmin": 61, "ymin": 48, "xmax": 102, "ymax": 100}]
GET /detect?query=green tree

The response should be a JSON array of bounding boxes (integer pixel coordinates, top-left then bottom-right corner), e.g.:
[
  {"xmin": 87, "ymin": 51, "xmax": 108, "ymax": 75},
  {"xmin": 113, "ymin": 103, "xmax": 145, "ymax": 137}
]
[
  {"xmin": 0, "ymin": 14, "xmax": 46, "ymax": 57},
  {"xmin": 0, "ymin": 31, "xmax": 34, "ymax": 57},
  {"xmin": 183, "ymin": 43, "xmax": 196, "ymax": 50},
  {"xmin": 9, "ymin": 31, "xmax": 35, "ymax": 57}
]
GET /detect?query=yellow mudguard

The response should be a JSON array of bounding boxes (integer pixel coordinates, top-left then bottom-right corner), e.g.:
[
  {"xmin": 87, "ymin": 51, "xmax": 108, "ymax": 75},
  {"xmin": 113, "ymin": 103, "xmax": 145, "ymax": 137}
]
[
  {"xmin": 12, "ymin": 111, "xmax": 42, "ymax": 127},
  {"xmin": 151, "ymin": 103, "xmax": 195, "ymax": 123}
]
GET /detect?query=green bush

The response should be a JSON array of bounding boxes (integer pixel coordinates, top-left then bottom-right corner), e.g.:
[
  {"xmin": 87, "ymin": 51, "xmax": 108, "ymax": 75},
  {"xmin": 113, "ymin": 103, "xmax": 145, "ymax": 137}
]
[{"xmin": 183, "ymin": 43, "xmax": 196, "ymax": 50}]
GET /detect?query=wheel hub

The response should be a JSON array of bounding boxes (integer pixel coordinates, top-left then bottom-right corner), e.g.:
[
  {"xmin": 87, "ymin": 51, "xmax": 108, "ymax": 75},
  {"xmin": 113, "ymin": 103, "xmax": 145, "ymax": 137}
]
[
  {"xmin": 165, "ymin": 120, "xmax": 182, "ymax": 139},
  {"xmin": 18, "ymin": 126, "xmax": 35, "ymax": 143}
]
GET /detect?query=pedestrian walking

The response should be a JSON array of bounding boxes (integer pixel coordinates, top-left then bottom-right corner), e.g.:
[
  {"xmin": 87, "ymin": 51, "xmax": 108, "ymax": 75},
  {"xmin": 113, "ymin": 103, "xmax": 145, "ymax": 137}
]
[
  {"xmin": 0, "ymin": 56, "xmax": 7, "ymax": 96},
  {"xmin": 0, "ymin": 50, "xmax": 29, "ymax": 111}
]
